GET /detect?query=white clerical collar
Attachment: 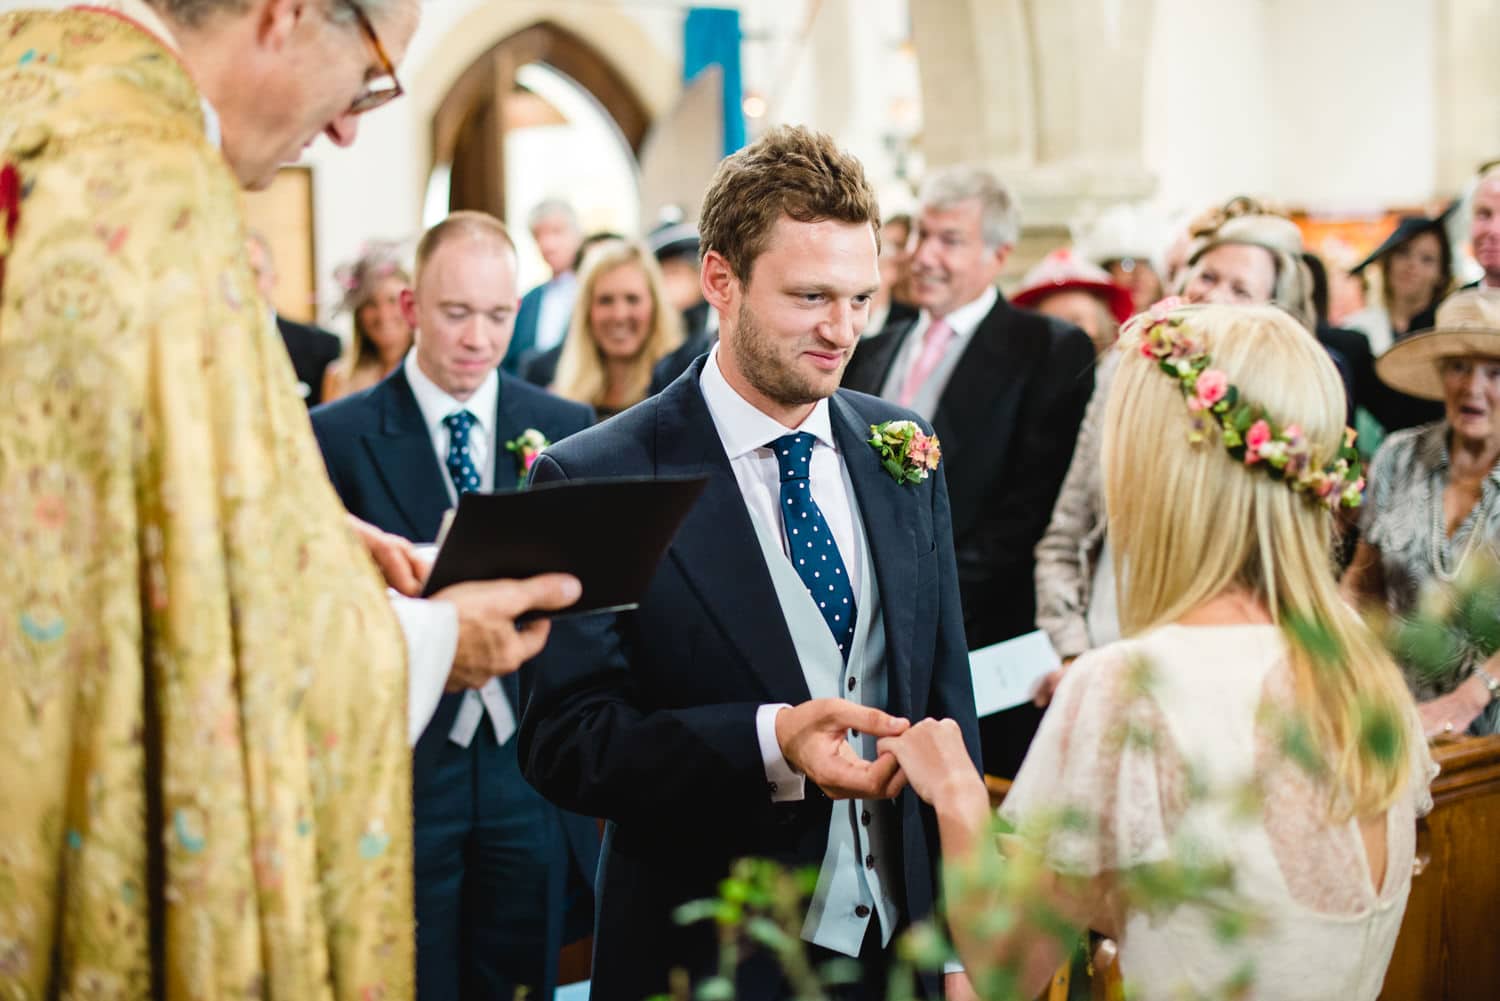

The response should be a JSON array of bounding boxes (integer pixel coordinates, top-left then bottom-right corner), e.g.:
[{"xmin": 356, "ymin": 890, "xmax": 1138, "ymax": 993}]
[
  {"xmin": 91, "ymin": 0, "xmax": 222, "ymax": 148},
  {"xmin": 404, "ymin": 350, "xmax": 499, "ymax": 439},
  {"xmin": 921, "ymin": 284, "xmax": 998, "ymax": 341},
  {"xmin": 699, "ymin": 344, "xmax": 835, "ymax": 461}
]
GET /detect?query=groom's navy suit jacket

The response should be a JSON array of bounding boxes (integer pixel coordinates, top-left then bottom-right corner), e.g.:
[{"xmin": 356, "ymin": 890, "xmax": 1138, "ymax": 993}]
[{"xmin": 517, "ymin": 358, "xmax": 981, "ymax": 1000}]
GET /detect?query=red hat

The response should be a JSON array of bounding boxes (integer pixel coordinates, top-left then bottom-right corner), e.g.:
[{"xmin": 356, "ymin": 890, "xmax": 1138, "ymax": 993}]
[{"xmin": 1011, "ymin": 249, "xmax": 1135, "ymax": 324}]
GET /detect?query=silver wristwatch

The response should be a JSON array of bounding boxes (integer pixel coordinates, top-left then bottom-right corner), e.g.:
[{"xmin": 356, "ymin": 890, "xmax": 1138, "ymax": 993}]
[{"xmin": 1477, "ymin": 666, "xmax": 1500, "ymax": 702}]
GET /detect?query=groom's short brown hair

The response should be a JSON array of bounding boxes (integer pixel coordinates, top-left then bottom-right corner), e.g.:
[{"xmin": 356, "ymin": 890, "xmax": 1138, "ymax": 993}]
[{"xmin": 698, "ymin": 125, "xmax": 881, "ymax": 284}]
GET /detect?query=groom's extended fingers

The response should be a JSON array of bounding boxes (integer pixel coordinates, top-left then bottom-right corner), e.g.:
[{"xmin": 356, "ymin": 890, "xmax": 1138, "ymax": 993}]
[
  {"xmin": 815, "ymin": 745, "xmax": 899, "ymax": 799},
  {"xmin": 865, "ymin": 752, "xmax": 905, "ymax": 798},
  {"xmin": 825, "ymin": 701, "xmax": 910, "ymax": 739}
]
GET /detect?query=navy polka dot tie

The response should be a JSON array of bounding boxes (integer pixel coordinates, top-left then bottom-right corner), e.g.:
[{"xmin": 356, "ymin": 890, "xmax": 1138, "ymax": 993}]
[
  {"xmin": 771, "ymin": 432, "xmax": 857, "ymax": 661},
  {"xmin": 444, "ymin": 410, "xmax": 482, "ymax": 496}
]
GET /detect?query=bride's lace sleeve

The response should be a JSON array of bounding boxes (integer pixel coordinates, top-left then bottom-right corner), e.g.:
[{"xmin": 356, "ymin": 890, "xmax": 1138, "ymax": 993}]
[{"xmin": 999, "ymin": 645, "xmax": 1185, "ymax": 876}]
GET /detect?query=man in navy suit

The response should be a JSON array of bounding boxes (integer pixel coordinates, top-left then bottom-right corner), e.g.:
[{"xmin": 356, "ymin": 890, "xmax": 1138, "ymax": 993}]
[
  {"xmin": 311, "ymin": 212, "xmax": 596, "ymax": 1001},
  {"xmin": 501, "ymin": 199, "xmax": 583, "ymax": 373},
  {"xmin": 518, "ymin": 127, "xmax": 982, "ymax": 1001}
]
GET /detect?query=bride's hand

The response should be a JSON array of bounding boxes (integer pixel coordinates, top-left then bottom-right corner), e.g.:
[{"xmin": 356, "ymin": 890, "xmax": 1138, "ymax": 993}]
[{"xmin": 876, "ymin": 718, "xmax": 985, "ymax": 810}]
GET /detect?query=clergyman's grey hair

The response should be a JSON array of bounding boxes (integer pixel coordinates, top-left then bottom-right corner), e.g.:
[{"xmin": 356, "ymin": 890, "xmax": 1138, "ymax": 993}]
[{"xmin": 918, "ymin": 165, "xmax": 1021, "ymax": 250}]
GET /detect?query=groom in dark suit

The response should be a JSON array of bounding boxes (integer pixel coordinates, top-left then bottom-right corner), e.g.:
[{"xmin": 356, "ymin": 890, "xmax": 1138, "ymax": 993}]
[
  {"xmin": 311, "ymin": 212, "xmax": 596, "ymax": 1001},
  {"xmin": 518, "ymin": 127, "xmax": 982, "ymax": 1000}
]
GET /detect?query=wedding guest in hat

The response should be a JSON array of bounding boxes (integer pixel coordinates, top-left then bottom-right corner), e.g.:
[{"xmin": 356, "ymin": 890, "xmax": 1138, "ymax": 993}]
[
  {"xmin": 1010, "ymin": 248, "xmax": 1134, "ymax": 358},
  {"xmin": 1344, "ymin": 290, "xmax": 1500, "ymax": 738},
  {"xmin": 1345, "ymin": 211, "xmax": 1456, "ymax": 355},
  {"xmin": 323, "ymin": 242, "xmax": 415, "ymax": 403},
  {"xmin": 1074, "ymin": 202, "xmax": 1167, "ymax": 314}
]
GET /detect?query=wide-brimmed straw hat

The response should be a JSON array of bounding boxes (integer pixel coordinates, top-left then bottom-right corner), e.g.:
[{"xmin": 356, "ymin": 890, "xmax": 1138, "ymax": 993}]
[
  {"xmin": 1376, "ymin": 289, "xmax": 1500, "ymax": 400},
  {"xmin": 1011, "ymin": 248, "xmax": 1135, "ymax": 324}
]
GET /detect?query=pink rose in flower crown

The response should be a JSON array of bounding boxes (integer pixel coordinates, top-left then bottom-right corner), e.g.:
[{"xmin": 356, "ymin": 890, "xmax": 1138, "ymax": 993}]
[
  {"xmin": 1195, "ymin": 369, "xmax": 1228, "ymax": 408},
  {"xmin": 1245, "ymin": 419, "xmax": 1272, "ymax": 463}
]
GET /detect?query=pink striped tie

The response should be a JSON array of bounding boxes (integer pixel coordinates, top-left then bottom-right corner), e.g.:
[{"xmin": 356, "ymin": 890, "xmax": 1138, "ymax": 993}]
[{"xmin": 898, "ymin": 318, "xmax": 955, "ymax": 406}]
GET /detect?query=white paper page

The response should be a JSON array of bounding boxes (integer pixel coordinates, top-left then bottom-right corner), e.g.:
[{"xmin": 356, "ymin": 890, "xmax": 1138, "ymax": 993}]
[{"xmin": 969, "ymin": 630, "xmax": 1061, "ymax": 717}]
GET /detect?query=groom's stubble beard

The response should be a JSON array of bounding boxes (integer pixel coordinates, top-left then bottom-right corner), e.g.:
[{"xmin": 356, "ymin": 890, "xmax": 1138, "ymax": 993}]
[{"xmin": 730, "ymin": 298, "xmax": 848, "ymax": 408}]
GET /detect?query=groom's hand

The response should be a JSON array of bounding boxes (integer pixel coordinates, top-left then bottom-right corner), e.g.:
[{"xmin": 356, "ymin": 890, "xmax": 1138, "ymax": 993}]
[{"xmin": 775, "ymin": 699, "xmax": 911, "ymax": 800}]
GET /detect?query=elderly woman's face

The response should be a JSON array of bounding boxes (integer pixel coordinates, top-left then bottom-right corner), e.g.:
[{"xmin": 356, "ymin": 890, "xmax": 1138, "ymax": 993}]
[
  {"xmin": 358, "ymin": 275, "xmax": 413, "ymax": 353},
  {"xmin": 1441, "ymin": 357, "xmax": 1500, "ymax": 442},
  {"xmin": 1182, "ymin": 244, "xmax": 1277, "ymax": 306}
]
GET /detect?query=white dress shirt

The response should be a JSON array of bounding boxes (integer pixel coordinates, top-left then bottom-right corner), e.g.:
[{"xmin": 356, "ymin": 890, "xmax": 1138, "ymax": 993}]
[
  {"xmin": 699, "ymin": 347, "xmax": 863, "ymax": 802},
  {"xmin": 401, "ymin": 351, "xmax": 516, "ymax": 746},
  {"xmin": 533, "ymin": 271, "xmax": 579, "ymax": 355},
  {"xmin": 879, "ymin": 285, "xmax": 998, "ymax": 419}
]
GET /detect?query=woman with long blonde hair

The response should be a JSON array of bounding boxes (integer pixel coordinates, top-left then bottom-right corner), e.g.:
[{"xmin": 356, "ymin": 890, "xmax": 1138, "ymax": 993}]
[
  {"xmin": 548, "ymin": 239, "xmax": 683, "ymax": 419},
  {"xmin": 881, "ymin": 304, "xmax": 1434, "ymax": 1000}
]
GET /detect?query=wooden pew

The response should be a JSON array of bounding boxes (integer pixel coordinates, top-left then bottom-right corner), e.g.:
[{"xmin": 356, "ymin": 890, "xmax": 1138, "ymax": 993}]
[{"xmin": 1379, "ymin": 734, "xmax": 1500, "ymax": 1001}]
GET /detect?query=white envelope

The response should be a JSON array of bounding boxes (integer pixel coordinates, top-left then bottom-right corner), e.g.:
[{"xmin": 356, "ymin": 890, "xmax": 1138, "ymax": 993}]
[{"xmin": 969, "ymin": 630, "xmax": 1061, "ymax": 717}]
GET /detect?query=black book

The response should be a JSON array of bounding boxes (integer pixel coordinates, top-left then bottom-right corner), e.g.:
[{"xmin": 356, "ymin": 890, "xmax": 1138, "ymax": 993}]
[{"xmin": 420, "ymin": 476, "xmax": 708, "ymax": 617}]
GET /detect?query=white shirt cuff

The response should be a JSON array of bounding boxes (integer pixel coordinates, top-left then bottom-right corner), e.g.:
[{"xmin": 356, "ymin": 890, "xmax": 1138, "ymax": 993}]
[
  {"xmin": 389, "ymin": 591, "xmax": 458, "ymax": 746},
  {"xmin": 756, "ymin": 702, "xmax": 805, "ymax": 802},
  {"xmin": 943, "ymin": 959, "xmax": 965, "ymax": 976}
]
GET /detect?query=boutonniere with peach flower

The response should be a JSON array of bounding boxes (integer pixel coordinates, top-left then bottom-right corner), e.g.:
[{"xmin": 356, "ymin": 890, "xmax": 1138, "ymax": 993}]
[
  {"xmin": 868, "ymin": 420, "xmax": 942, "ymax": 486},
  {"xmin": 505, "ymin": 428, "xmax": 550, "ymax": 488}
]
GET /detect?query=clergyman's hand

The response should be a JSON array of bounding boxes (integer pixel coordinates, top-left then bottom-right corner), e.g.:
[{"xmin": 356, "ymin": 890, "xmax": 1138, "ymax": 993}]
[
  {"xmin": 348, "ymin": 513, "xmax": 430, "ymax": 596},
  {"xmin": 434, "ymin": 574, "xmax": 581, "ymax": 691},
  {"xmin": 774, "ymin": 699, "xmax": 910, "ymax": 800}
]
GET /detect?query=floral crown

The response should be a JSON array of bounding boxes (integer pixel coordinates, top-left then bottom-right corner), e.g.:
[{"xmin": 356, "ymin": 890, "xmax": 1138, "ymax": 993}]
[{"xmin": 1136, "ymin": 301, "xmax": 1365, "ymax": 511}]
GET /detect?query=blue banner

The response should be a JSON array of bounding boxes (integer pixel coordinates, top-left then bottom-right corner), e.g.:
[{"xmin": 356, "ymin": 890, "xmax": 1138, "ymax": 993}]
[{"xmin": 683, "ymin": 7, "xmax": 746, "ymax": 157}]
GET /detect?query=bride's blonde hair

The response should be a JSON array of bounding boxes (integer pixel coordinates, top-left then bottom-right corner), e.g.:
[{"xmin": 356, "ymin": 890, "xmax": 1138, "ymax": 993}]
[{"xmin": 1103, "ymin": 303, "xmax": 1414, "ymax": 819}]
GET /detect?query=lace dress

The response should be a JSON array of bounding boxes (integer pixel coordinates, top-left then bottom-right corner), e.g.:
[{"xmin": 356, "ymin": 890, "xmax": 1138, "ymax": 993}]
[{"xmin": 1001, "ymin": 624, "xmax": 1438, "ymax": 1001}]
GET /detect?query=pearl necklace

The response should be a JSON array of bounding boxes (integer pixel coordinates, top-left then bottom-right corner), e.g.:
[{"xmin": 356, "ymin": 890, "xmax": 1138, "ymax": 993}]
[{"xmin": 1429, "ymin": 472, "xmax": 1495, "ymax": 583}]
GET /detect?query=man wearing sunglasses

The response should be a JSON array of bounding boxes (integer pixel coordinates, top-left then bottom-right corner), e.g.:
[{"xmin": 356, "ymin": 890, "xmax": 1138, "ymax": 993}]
[{"xmin": 0, "ymin": 1, "xmax": 583, "ymax": 997}]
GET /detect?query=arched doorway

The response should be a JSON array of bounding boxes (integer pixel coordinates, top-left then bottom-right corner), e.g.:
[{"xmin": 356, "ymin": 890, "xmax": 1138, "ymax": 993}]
[{"xmin": 428, "ymin": 22, "xmax": 650, "ymax": 275}]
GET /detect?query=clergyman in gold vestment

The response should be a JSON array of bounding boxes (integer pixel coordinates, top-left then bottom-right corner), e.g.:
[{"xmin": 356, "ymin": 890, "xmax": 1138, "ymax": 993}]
[{"xmin": 0, "ymin": 1, "xmax": 578, "ymax": 997}]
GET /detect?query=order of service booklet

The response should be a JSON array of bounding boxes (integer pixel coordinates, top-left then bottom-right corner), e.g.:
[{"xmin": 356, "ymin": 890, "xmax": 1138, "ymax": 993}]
[{"xmin": 419, "ymin": 476, "xmax": 709, "ymax": 617}]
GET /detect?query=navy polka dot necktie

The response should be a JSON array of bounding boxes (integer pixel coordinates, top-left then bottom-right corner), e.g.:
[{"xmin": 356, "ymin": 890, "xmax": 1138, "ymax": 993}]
[
  {"xmin": 443, "ymin": 410, "xmax": 482, "ymax": 496},
  {"xmin": 770, "ymin": 432, "xmax": 857, "ymax": 661}
]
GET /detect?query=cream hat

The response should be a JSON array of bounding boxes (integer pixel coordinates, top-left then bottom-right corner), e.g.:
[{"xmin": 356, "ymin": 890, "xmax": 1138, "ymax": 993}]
[{"xmin": 1376, "ymin": 290, "xmax": 1500, "ymax": 400}]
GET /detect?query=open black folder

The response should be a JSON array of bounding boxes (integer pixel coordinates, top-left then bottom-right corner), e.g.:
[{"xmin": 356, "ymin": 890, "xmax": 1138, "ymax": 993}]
[{"xmin": 419, "ymin": 476, "xmax": 708, "ymax": 617}]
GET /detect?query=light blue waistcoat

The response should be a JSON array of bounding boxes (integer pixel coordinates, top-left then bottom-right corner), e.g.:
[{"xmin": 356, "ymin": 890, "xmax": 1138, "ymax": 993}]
[{"xmin": 744, "ymin": 472, "xmax": 901, "ymax": 958}]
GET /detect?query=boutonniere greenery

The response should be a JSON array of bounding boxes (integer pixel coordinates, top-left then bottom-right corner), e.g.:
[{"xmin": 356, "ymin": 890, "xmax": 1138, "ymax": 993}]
[
  {"xmin": 504, "ymin": 428, "xmax": 550, "ymax": 488},
  {"xmin": 867, "ymin": 420, "xmax": 942, "ymax": 486}
]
